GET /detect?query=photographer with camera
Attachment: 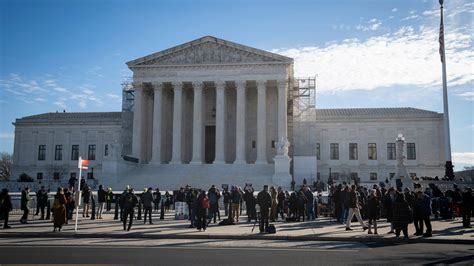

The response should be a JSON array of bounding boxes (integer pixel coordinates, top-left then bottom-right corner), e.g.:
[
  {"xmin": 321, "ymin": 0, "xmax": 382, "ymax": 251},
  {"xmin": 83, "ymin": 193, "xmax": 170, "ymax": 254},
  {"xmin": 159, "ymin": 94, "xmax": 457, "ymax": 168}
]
[{"xmin": 257, "ymin": 185, "xmax": 272, "ymax": 233}]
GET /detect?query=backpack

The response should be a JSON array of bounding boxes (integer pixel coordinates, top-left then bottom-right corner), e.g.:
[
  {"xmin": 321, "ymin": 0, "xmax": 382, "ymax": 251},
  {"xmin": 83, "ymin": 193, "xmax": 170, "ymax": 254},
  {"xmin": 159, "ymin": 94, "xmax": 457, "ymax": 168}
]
[
  {"xmin": 266, "ymin": 224, "xmax": 276, "ymax": 234},
  {"xmin": 202, "ymin": 197, "xmax": 210, "ymax": 209},
  {"xmin": 52, "ymin": 198, "xmax": 61, "ymax": 209}
]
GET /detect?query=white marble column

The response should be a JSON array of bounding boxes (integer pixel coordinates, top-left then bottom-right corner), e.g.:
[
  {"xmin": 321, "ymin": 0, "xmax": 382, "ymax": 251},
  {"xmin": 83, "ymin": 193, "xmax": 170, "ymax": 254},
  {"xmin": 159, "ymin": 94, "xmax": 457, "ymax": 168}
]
[
  {"xmin": 191, "ymin": 81, "xmax": 203, "ymax": 164},
  {"xmin": 234, "ymin": 80, "xmax": 246, "ymax": 164},
  {"xmin": 151, "ymin": 82, "xmax": 163, "ymax": 163},
  {"xmin": 277, "ymin": 79, "xmax": 288, "ymax": 141},
  {"xmin": 214, "ymin": 81, "xmax": 226, "ymax": 163},
  {"xmin": 170, "ymin": 82, "xmax": 183, "ymax": 164},
  {"xmin": 256, "ymin": 80, "xmax": 267, "ymax": 164},
  {"xmin": 132, "ymin": 82, "xmax": 144, "ymax": 162}
]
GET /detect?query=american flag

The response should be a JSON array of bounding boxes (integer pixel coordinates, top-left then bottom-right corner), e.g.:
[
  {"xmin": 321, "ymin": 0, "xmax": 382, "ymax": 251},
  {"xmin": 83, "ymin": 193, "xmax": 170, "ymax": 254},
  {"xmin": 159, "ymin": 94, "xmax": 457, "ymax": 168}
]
[{"xmin": 439, "ymin": 7, "xmax": 445, "ymax": 63}]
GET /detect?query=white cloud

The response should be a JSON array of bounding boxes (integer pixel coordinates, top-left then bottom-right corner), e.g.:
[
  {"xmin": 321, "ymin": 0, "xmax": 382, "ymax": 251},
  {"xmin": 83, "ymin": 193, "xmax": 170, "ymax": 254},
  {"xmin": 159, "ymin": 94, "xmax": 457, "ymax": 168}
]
[
  {"xmin": 456, "ymin": 91, "xmax": 474, "ymax": 101},
  {"xmin": 54, "ymin": 98, "xmax": 67, "ymax": 109},
  {"xmin": 273, "ymin": 22, "xmax": 472, "ymax": 92},
  {"xmin": 401, "ymin": 15, "xmax": 420, "ymax": 21},
  {"xmin": 392, "ymin": 8, "xmax": 398, "ymax": 12},
  {"xmin": 453, "ymin": 152, "xmax": 474, "ymax": 165},
  {"xmin": 107, "ymin": 94, "xmax": 120, "ymax": 99},
  {"xmin": 0, "ymin": 133, "xmax": 14, "ymax": 139},
  {"xmin": 355, "ymin": 18, "xmax": 382, "ymax": 31},
  {"xmin": 34, "ymin": 97, "xmax": 47, "ymax": 102}
]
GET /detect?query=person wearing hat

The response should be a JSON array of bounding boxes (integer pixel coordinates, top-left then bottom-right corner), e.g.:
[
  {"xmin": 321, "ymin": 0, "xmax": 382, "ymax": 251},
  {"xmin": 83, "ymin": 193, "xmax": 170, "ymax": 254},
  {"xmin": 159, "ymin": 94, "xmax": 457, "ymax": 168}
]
[
  {"xmin": 462, "ymin": 187, "xmax": 472, "ymax": 228},
  {"xmin": 0, "ymin": 189, "xmax": 13, "ymax": 228}
]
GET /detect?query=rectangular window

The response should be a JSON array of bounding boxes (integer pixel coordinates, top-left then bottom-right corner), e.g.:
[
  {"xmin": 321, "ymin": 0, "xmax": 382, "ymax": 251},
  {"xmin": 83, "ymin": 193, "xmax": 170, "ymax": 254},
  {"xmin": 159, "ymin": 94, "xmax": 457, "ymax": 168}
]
[
  {"xmin": 252, "ymin": 140, "xmax": 256, "ymax": 149},
  {"xmin": 389, "ymin": 173, "xmax": 396, "ymax": 179},
  {"xmin": 104, "ymin": 144, "xmax": 109, "ymax": 157},
  {"xmin": 409, "ymin": 173, "xmax": 417, "ymax": 178},
  {"xmin": 87, "ymin": 172, "xmax": 94, "ymax": 179},
  {"xmin": 316, "ymin": 143, "xmax": 320, "ymax": 160},
  {"xmin": 330, "ymin": 143, "xmax": 339, "ymax": 160},
  {"xmin": 350, "ymin": 172, "xmax": 358, "ymax": 181},
  {"xmin": 407, "ymin": 143, "xmax": 416, "ymax": 160},
  {"xmin": 331, "ymin": 172, "xmax": 339, "ymax": 180},
  {"xmin": 317, "ymin": 172, "xmax": 320, "ymax": 179},
  {"xmin": 37, "ymin": 172, "xmax": 43, "ymax": 180},
  {"xmin": 271, "ymin": 140, "xmax": 275, "ymax": 148},
  {"xmin": 71, "ymin": 145, "xmax": 79, "ymax": 160},
  {"xmin": 387, "ymin": 143, "xmax": 396, "ymax": 160},
  {"xmin": 53, "ymin": 172, "xmax": 60, "ymax": 180},
  {"xmin": 37, "ymin": 145, "xmax": 46, "ymax": 161},
  {"xmin": 349, "ymin": 143, "xmax": 358, "ymax": 160},
  {"xmin": 88, "ymin": 144, "xmax": 96, "ymax": 160},
  {"xmin": 54, "ymin": 145, "xmax": 63, "ymax": 161},
  {"xmin": 368, "ymin": 143, "xmax": 377, "ymax": 160},
  {"xmin": 370, "ymin": 172, "xmax": 378, "ymax": 180}
]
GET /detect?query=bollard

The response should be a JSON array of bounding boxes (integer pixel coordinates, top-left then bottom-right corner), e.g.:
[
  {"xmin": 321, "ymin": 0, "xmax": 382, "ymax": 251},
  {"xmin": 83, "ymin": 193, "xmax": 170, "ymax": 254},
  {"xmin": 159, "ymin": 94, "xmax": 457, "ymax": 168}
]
[
  {"xmin": 90, "ymin": 198, "xmax": 96, "ymax": 220},
  {"xmin": 45, "ymin": 199, "xmax": 51, "ymax": 220},
  {"xmin": 114, "ymin": 195, "xmax": 119, "ymax": 220}
]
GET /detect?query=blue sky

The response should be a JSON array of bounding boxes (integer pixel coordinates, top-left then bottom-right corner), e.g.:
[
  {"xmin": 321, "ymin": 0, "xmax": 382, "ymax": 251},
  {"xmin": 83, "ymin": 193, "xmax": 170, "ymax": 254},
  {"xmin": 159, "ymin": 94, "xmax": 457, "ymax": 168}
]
[{"xmin": 0, "ymin": 0, "xmax": 472, "ymax": 169}]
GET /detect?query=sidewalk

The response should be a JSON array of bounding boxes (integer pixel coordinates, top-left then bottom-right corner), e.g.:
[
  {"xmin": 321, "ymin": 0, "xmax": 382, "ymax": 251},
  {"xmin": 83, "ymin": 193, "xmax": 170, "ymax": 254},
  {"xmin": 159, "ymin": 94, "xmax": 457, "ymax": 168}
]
[{"xmin": 1, "ymin": 212, "xmax": 472, "ymax": 244}]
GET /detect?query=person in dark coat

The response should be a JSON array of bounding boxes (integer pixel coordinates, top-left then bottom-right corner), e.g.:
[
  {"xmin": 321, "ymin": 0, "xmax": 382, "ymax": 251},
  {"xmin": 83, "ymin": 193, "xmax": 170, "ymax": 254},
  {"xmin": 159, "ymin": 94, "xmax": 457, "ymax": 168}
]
[
  {"xmin": 189, "ymin": 190, "xmax": 198, "ymax": 228},
  {"xmin": 244, "ymin": 186, "xmax": 256, "ymax": 223},
  {"xmin": 0, "ymin": 189, "xmax": 13, "ymax": 228},
  {"xmin": 82, "ymin": 186, "xmax": 91, "ymax": 218},
  {"xmin": 288, "ymin": 192, "xmax": 298, "ymax": 220},
  {"xmin": 296, "ymin": 191, "xmax": 307, "ymax": 222},
  {"xmin": 230, "ymin": 186, "xmax": 242, "ymax": 222},
  {"xmin": 392, "ymin": 192, "xmax": 412, "ymax": 238},
  {"xmin": 122, "ymin": 187, "xmax": 138, "ymax": 231},
  {"xmin": 154, "ymin": 188, "xmax": 162, "ymax": 212},
  {"xmin": 367, "ymin": 189, "xmax": 380, "ymax": 234},
  {"xmin": 461, "ymin": 187, "xmax": 472, "ymax": 228},
  {"xmin": 52, "ymin": 187, "xmax": 67, "ymax": 232},
  {"xmin": 277, "ymin": 187, "xmax": 286, "ymax": 221},
  {"xmin": 97, "ymin": 185, "xmax": 106, "ymax": 219},
  {"xmin": 384, "ymin": 188, "xmax": 396, "ymax": 234},
  {"xmin": 208, "ymin": 185, "xmax": 221, "ymax": 224},
  {"xmin": 196, "ymin": 191, "xmax": 209, "ymax": 231},
  {"xmin": 222, "ymin": 187, "xmax": 231, "ymax": 217},
  {"xmin": 36, "ymin": 186, "xmax": 48, "ymax": 220},
  {"xmin": 333, "ymin": 184, "xmax": 342, "ymax": 222},
  {"xmin": 141, "ymin": 187, "xmax": 154, "ymax": 224},
  {"xmin": 257, "ymin": 185, "xmax": 272, "ymax": 233},
  {"xmin": 106, "ymin": 188, "xmax": 113, "ymax": 211},
  {"xmin": 20, "ymin": 187, "xmax": 31, "ymax": 224}
]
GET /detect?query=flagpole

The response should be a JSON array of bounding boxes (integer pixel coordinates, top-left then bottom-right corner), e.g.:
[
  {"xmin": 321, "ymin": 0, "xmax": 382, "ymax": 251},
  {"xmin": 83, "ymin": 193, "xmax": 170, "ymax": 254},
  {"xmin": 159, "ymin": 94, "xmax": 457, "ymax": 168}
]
[
  {"xmin": 74, "ymin": 157, "xmax": 83, "ymax": 232},
  {"xmin": 439, "ymin": 0, "xmax": 453, "ymax": 179}
]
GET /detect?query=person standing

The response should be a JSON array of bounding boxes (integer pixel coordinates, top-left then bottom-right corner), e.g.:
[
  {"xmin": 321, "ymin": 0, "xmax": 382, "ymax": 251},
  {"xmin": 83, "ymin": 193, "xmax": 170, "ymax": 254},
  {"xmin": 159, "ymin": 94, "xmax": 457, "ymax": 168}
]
[
  {"xmin": 305, "ymin": 187, "xmax": 315, "ymax": 220},
  {"xmin": 384, "ymin": 188, "xmax": 396, "ymax": 234},
  {"xmin": 106, "ymin": 188, "xmax": 113, "ymax": 212},
  {"xmin": 122, "ymin": 187, "xmax": 138, "ymax": 231},
  {"xmin": 277, "ymin": 187, "xmax": 286, "ymax": 221},
  {"xmin": 154, "ymin": 188, "xmax": 162, "ymax": 212},
  {"xmin": 392, "ymin": 192, "xmax": 412, "ymax": 239},
  {"xmin": 230, "ymin": 186, "xmax": 242, "ymax": 222},
  {"xmin": 0, "ymin": 189, "xmax": 12, "ymax": 229},
  {"xmin": 52, "ymin": 187, "xmax": 67, "ymax": 232},
  {"xmin": 97, "ymin": 185, "xmax": 106, "ymax": 219},
  {"xmin": 207, "ymin": 185, "xmax": 220, "ymax": 224},
  {"xmin": 257, "ymin": 185, "xmax": 272, "ymax": 233},
  {"xmin": 269, "ymin": 186, "xmax": 278, "ymax": 222},
  {"xmin": 244, "ymin": 186, "xmax": 256, "ymax": 223},
  {"xmin": 196, "ymin": 191, "xmax": 209, "ymax": 232},
  {"xmin": 82, "ymin": 186, "xmax": 91, "ymax": 218},
  {"xmin": 141, "ymin": 187, "xmax": 154, "ymax": 224},
  {"xmin": 222, "ymin": 187, "xmax": 230, "ymax": 217},
  {"xmin": 462, "ymin": 187, "xmax": 472, "ymax": 228},
  {"xmin": 36, "ymin": 186, "xmax": 48, "ymax": 220},
  {"xmin": 367, "ymin": 189, "xmax": 380, "ymax": 234},
  {"xmin": 20, "ymin": 187, "xmax": 31, "ymax": 224},
  {"xmin": 345, "ymin": 185, "xmax": 368, "ymax": 231}
]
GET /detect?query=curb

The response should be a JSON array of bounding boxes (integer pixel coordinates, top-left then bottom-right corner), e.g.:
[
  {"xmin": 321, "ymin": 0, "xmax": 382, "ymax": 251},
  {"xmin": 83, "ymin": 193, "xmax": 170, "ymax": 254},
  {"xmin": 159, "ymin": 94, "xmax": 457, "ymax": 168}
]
[{"xmin": 0, "ymin": 232, "xmax": 472, "ymax": 245}]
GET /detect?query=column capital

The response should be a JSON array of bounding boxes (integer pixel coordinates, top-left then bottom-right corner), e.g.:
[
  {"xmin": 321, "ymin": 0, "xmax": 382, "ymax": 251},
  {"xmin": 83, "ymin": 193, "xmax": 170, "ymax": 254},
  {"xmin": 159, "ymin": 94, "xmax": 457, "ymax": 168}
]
[
  {"xmin": 255, "ymin": 80, "xmax": 268, "ymax": 89},
  {"xmin": 191, "ymin": 81, "xmax": 204, "ymax": 90},
  {"xmin": 171, "ymin": 81, "xmax": 184, "ymax": 90},
  {"xmin": 276, "ymin": 79, "xmax": 288, "ymax": 88},
  {"xmin": 235, "ymin": 80, "xmax": 247, "ymax": 89},
  {"xmin": 214, "ymin": 80, "xmax": 226, "ymax": 90},
  {"xmin": 152, "ymin": 82, "xmax": 164, "ymax": 90},
  {"xmin": 132, "ymin": 82, "xmax": 144, "ymax": 90}
]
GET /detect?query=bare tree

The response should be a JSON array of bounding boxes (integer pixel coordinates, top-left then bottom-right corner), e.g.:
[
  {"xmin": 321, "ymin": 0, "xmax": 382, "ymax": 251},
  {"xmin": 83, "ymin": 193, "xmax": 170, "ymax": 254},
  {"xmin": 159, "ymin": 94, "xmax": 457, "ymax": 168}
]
[{"xmin": 0, "ymin": 152, "xmax": 13, "ymax": 181}]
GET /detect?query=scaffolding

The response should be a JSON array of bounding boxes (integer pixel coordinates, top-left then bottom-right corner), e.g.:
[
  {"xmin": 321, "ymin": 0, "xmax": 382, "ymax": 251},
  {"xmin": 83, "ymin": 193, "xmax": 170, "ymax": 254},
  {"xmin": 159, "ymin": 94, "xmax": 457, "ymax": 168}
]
[
  {"xmin": 121, "ymin": 78, "xmax": 134, "ymax": 112},
  {"xmin": 291, "ymin": 76, "xmax": 317, "ymax": 121}
]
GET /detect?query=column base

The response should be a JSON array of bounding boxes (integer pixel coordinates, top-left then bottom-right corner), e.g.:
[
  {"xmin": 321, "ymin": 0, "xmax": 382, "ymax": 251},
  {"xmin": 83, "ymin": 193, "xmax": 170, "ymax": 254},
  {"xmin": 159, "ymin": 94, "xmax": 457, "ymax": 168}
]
[
  {"xmin": 149, "ymin": 159, "xmax": 162, "ymax": 165},
  {"xmin": 190, "ymin": 160, "xmax": 202, "ymax": 164},
  {"xmin": 233, "ymin": 159, "xmax": 246, "ymax": 164},
  {"xmin": 255, "ymin": 159, "xmax": 268, "ymax": 164},
  {"xmin": 169, "ymin": 160, "xmax": 182, "ymax": 164},
  {"xmin": 213, "ymin": 160, "xmax": 225, "ymax": 164}
]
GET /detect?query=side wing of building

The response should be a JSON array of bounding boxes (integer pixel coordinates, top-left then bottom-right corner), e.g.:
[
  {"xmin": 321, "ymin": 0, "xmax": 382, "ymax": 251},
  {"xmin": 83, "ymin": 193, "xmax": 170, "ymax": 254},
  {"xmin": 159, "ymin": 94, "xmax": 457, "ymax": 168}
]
[{"xmin": 292, "ymin": 107, "xmax": 446, "ymax": 184}]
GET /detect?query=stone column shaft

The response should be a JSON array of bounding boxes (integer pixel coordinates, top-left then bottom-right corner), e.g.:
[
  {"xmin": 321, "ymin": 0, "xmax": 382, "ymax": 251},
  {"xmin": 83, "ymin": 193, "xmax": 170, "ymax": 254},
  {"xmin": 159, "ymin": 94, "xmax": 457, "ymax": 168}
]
[
  {"xmin": 277, "ymin": 80, "xmax": 288, "ymax": 141},
  {"xmin": 151, "ymin": 83, "xmax": 163, "ymax": 163},
  {"xmin": 235, "ymin": 81, "xmax": 246, "ymax": 163},
  {"xmin": 256, "ymin": 80, "xmax": 267, "ymax": 164},
  {"xmin": 191, "ymin": 82, "xmax": 203, "ymax": 164},
  {"xmin": 171, "ymin": 82, "xmax": 183, "ymax": 164},
  {"xmin": 214, "ymin": 81, "xmax": 226, "ymax": 163},
  {"xmin": 132, "ymin": 83, "xmax": 144, "ymax": 162}
]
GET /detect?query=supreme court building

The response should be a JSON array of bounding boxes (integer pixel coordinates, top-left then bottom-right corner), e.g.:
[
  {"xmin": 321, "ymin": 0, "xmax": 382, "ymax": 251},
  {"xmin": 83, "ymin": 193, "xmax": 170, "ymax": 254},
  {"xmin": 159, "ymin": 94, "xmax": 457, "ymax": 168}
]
[{"xmin": 11, "ymin": 36, "xmax": 447, "ymax": 190}]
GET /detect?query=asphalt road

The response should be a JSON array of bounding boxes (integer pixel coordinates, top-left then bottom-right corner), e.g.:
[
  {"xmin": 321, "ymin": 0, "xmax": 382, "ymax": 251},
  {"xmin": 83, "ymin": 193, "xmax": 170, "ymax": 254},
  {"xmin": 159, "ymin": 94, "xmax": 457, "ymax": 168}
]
[{"xmin": 0, "ymin": 239, "xmax": 472, "ymax": 265}]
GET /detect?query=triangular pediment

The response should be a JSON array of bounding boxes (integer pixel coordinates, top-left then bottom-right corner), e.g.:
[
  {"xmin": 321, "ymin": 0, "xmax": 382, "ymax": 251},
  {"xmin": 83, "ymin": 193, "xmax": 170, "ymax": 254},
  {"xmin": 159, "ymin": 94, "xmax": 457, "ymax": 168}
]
[{"xmin": 127, "ymin": 36, "xmax": 293, "ymax": 67}]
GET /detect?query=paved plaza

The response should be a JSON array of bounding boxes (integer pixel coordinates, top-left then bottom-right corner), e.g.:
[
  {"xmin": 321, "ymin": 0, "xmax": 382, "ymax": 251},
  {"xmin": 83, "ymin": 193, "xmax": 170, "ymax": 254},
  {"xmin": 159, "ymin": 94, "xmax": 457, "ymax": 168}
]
[{"xmin": 1, "ymin": 211, "xmax": 472, "ymax": 244}]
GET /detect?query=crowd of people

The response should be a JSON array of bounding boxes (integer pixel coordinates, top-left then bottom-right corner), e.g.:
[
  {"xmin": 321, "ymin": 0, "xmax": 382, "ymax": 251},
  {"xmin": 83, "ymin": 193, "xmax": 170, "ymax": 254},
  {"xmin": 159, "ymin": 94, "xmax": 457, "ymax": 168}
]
[{"xmin": 0, "ymin": 178, "xmax": 472, "ymax": 238}]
